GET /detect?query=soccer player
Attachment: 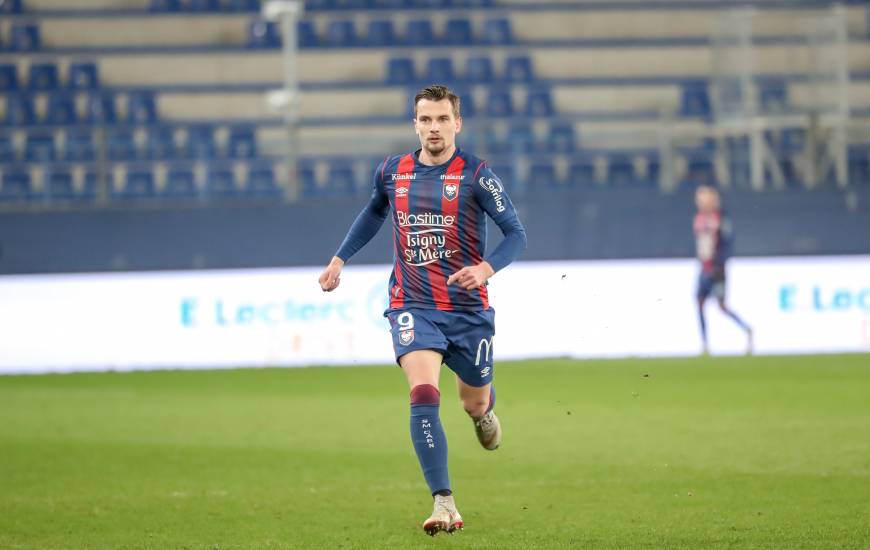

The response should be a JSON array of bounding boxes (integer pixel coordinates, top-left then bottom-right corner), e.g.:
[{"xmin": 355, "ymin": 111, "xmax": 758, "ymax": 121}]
[
  {"xmin": 318, "ymin": 85, "xmax": 526, "ymax": 535},
  {"xmin": 693, "ymin": 184, "xmax": 753, "ymax": 355}
]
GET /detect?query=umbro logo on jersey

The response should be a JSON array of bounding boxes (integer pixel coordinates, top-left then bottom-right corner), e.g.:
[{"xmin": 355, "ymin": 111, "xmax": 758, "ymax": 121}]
[{"xmin": 395, "ymin": 187, "xmax": 409, "ymax": 197}]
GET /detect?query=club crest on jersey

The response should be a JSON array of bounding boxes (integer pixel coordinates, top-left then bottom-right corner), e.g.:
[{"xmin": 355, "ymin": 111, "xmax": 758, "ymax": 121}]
[
  {"xmin": 399, "ymin": 329, "xmax": 414, "ymax": 346},
  {"xmin": 443, "ymin": 183, "xmax": 458, "ymax": 201}
]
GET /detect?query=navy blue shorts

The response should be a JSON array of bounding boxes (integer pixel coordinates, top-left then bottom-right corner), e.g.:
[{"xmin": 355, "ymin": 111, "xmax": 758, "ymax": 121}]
[
  {"xmin": 385, "ymin": 307, "xmax": 496, "ymax": 387},
  {"xmin": 697, "ymin": 271, "xmax": 726, "ymax": 300}
]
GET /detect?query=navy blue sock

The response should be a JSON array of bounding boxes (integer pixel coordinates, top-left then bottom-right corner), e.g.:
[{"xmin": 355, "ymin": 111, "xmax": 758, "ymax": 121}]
[
  {"xmin": 697, "ymin": 303, "xmax": 708, "ymax": 346},
  {"xmin": 409, "ymin": 384, "xmax": 451, "ymax": 496}
]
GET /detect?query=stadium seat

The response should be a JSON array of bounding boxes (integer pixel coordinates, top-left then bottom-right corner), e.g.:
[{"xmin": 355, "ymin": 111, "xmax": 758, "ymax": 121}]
[
  {"xmin": 185, "ymin": 0, "xmax": 221, "ymax": 10},
  {"xmin": 25, "ymin": 130, "xmax": 56, "ymax": 162},
  {"xmin": 444, "ymin": 18, "xmax": 473, "ymax": 45},
  {"xmin": 228, "ymin": 126, "xmax": 257, "ymax": 159},
  {"xmin": 466, "ymin": 56, "xmax": 493, "ymax": 82},
  {"xmin": 328, "ymin": 163, "xmax": 356, "ymax": 194},
  {"xmin": 64, "ymin": 129, "xmax": 96, "ymax": 161},
  {"xmin": 607, "ymin": 154, "xmax": 636, "ymax": 186},
  {"xmin": 5, "ymin": 95, "xmax": 36, "ymax": 125},
  {"xmin": 128, "ymin": 91, "xmax": 158, "ymax": 123},
  {"xmin": 505, "ymin": 55, "xmax": 533, "ymax": 82},
  {"xmin": 0, "ymin": 64, "xmax": 19, "ymax": 91},
  {"xmin": 528, "ymin": 159, "xmax": 557, "ymax": 187},
  {"xmin": 509, "ymin": 120, "xmax": 536, "ymax": 153},
  {"xmin": 225, "ymin": 0, "xmax": 261, "ymax": 10},
  {"xmin": 325, "ymin": 20, "xmax": 356, "ymax": 47},
  {"xmin": 45, "ymin": 169, "xmax": 76, "ymax": 201},
  {"xmin": 0, "ymin": 169, "xmax": 33, "ymax": 202},
  {"xmin": 486, "ymin": 160, "xmax": 515, "ymax": 186},
  {"xmin": 68, "ymin": 62, "xmax": 99, "ymax": 90},
  {"xmin": 207, "ymin": 166, "xmax": 238, "ymax": 197},
  {"xmin": 86, "ymin": 92, "xmax": 117, "ymax": 123},
  {"xmin": 297, "ymin": 20, "xmax": 318, "ymax": 48},
  {"xmin": 406, "ymin": 19, "xmax": 435, "ymax": 45},
  {"xmin": 150, "ymin": 0, "xmax": 181, "ymax": 11},
  {"xmin": 759, "ymin": 79, "xmax": 788, "ymax": 113},
  {"xmin": 679, "ymin": 80, "xmax": 710, "ymax": 118},
  {"xmin": 164, "ymin": 168, "xmax": 198, "ymax": 198},
  {"xmin": 247, "ymin": 164, "xmax": 282, "ymax": 197},
  {"xmin": 81, "ymin": 170, "xmax": 102, "ymax": 200},
  {"xmin": 0, "ymin": 133, "xmax": 16, "ymax": 162},
  {"xmin": 28, "ymin": 63, "xmax": 59, "ymax": 90},
  {"xmin": 120, "ymin": 170, "xmax": 157, "ymax": 199},
  {"xmin": 526, "ymin": 88, "xmax": 553, "ymax": 116},
  {"xmin": 298, "ymin": 161, "xmax": 318, "ymax": 196},
  {"xmin": 426, "ymin": 57, "xmax": 455, "ymax": 84},
  {"xmin": 247, "ymin": 19, "xmax": 280, "ymax": 48},
  {"xmin": 186, "ymin": 125, "xmax": 216, "ymax": 159},
  {"xmin": 482, "ymin": 17, "xmax": 512, "ymax": 44},
  {"xmin": 0, "ymin": 0, "xmax": 23, "ymax": 13},
  {"xmin": 46, "ymin": 94, "xmax": 77, "ymax": 124},
  {"xmin": 387, "ymin": 57, "xmax": 415, "ymax": 84},
  {"xmin": 146, "ymin": 126, "xmax": 177, "ymax": 160},
  {"xmin": 683, "ymin": 153, "xmax": 717, "ymax": 187},
  {"xmin": 10, "ymin": 23, "xmax": 40, "ymax": 51},
  {"xmin": 568, "ymin": 159, "xmax": 596, "ymax": 186},
  {"xmin": 486, "ymin": 89, "xmax": 513, "ymax": 117},
  {"xmin": 366, "ymin": 20, "xmax": 395, "ymax": 46},
  {"xmin": 454, "ymin": 87, "xmax": 475, "ymax": 118},
  {"xmin": 106, "ymin": 128, "xmax": 137, "ymax": 161},
  {"xmin": 547, "ymin": 122, "xmax": 576, "ymax": 153}
]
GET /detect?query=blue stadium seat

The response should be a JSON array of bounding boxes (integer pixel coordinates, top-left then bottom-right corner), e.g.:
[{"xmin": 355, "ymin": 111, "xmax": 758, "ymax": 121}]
[
  {"xmin": 150, "ymin": 0, "xmax": 181, "ymax": 10},
  {"xmin": 466, "ymin": 56, "xmax": 493, "ymax": 82},
  {"xmin": 28, "ymin": 62, "xmax": 59, "ymax": 90},
  {"xmin": 426, "ymin": 57, "xmax": 455, "ymax": 83},
  {"xmin": 759, "ymin": 79, "xmax": 788, "ymax": 113},
  {"xmin": 547, "ymin": 122, "xmax": 576, "ymax": 153},
  {"xmin": 848, "ymin": 146, "xmax": 870, "ymax": 186},
  {"xmin": 228, "ymin": 126, "xmax": 257, "ymax": 159},
  {"xmin": 444, "ymin": 18, "xmax": 473, "ymax": 45},
  {"xmin": 65, "ymin": 129, "xmax": 96, "ymax": 161},
  {"xmin": 453, "ymin": 87, "xmax": 475, "ymax": 118},
  {"xmin": 247, "ymin": 164, "xmax": 281, "ymax": 197},
  {"xmin": 297, "ymin": 21, "xmax": 318, "ymax": 47},
  {"xmin": 185, "ymin": 0, "xmax": 221, "ymax": 10},
  {"xmin": 164, "ymin": 168, "xmax": 198, "ymax": 198},
  {"xmin": 366, "ymin": 20, "xmax": 395, "ymax": 46},
  {"xmin": 526, "ymin": 88, "xmax": 553, "ymax": 116},
  {"xmin": 0, "ymin": 0, "xmax": 23, "ymax": 13},
  {"xmin": 5, "ymin": 95, "xmax": 36, "ymax": 125},
  {"xmin": 45, "ymin": 169, "xmax": 76, "ymax": 201},
  {"xmin": 81, "ymin": 171, "xmax": 101, "ymax": 200},
  {"xmin": 146, "ymin": 126, "xmax": 177, "ymax": 160},
  {"xmin": 10, "ymin": 23, "xmax": 40, "ymax": 51},
  {"xmin": 225, "ymin": 0, "xmax": 261, "ymax": 10},
  {"xmin": 482, "ymin": 17, "xmax": 512, "ymax": 44},
  {"xmin": 328, "ymin": 163, "xmax": 356, "ymax": 194},
  {"xmin": 207, "ymin": 166, "xmax": 238, "ymax": 197},
  {"xmin": 0, "ymin": 169, "xmax": 33, "ymax": 202},
  {"xmin": 509, "ymin": 120, "xmax": 536, "ymax": 153},
  {"xmin": 0, "ymin": 64, "xmax": 19, "ymax": 91},
  {"xmin": 528, "ymin": 159, "xmax": 557, "ymax": 187},
  {"xmin": 247, "ymin": 19, "xmax": 280, "ymax": 48},
  {"xmin": 186, "ymin": 125, "xmax": 216, "ymax": 159},
  {"xmin": 298, "ymin": 161, "xmax": 318, "ymax": 196},
  {"xmin": 25, "ymin": 131, "xmax": 56, "ymax": 162},
  {"xmin": 120, "ymin": 170, "xmax": 157, "ymax": 199},
  {"xmin": 486, "ymin": 160, "xmax": 515, "ymax": 187},
  {"xmin": 568, "ymin": 159, "xmax": 596, "ymax": 187},
  {"xmin": 86, "ymin": 92, "xmax": 117, "ymax": 123},
  {"xmin": 607, "ymin": 154, "xmax": 636, "ymax": 186},
  {"xmin": 679, "ymin": 80, "xmax": 710, "ymax": 118},
  {"xmin": 0, "ymin": 133, "xmax": 16, "ymax": 162},
  {"xmin": 505, "ymin": 55, "xmax": 533, "ymax": 82},
  {"xmin": 128, "ymin": 91, "xmax": 158, "ymax": 123},
  {"xmin": 107, "ymin": 128, "xmax": 137, "ymax": 161},
  {"xmin": 387, "ymin": 57, "xmax": 415, "ymax": 84},
  {"xmin": 683, "ymin": 153, "xmax": 716, "ymax": 187},
  {"xmin": 486, "ymin": 89, "xmax": 513, "ymax": 117},
  {"xmin": 68, "ymin": 62, "xmax": 99, "ymax": 90},
  {"xmin": 46, "ymin": 94, "xmax": 77, "ymax": 124},
  {"xmin": 406, "ymin": 19, "xmax": 435, "ymax": 45},
  {"xmin": 325, "ymin": 20, "xmax": 356, "ymax": 46}
]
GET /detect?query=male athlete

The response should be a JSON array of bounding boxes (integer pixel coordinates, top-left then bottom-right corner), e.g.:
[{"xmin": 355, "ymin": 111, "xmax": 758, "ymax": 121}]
[
  {"xmin": 318, "ymin": 85, "xmax": 526, "ymax": 535},
  {"xmin": 693, "ymin": 184, "xmax": 753, "ymax": 355}
]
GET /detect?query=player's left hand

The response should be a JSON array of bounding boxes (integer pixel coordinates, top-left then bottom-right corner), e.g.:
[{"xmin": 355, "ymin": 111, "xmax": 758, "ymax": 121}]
[{"xmin": 447, "ymin": 262, "xmax": 495, "ymax": 290}]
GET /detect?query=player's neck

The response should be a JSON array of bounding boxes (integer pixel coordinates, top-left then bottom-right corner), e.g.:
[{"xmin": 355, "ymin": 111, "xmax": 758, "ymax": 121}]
[{"xmin": 417, "ymin": 145, "xmax": 457, "ymax": 167}]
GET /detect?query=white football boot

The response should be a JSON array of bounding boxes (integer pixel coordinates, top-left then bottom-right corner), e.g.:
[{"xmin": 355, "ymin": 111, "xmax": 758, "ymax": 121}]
[
  {"xmin": 422, "ymin": 494, "xmax": 463, "ymax": 536},
  {"xmin": 473, "ymin": 410, "xmax": 502, "ymax": 450}
]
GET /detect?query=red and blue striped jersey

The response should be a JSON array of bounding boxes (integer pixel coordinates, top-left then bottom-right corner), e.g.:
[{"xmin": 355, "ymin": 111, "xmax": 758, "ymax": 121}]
[
  {"xmin": 693, "ymin": 209, "xmax": 734, "ymax": 274},
  {"xmin": 336, "ymin": 148, "xmax": 526, "ymax": 312}
]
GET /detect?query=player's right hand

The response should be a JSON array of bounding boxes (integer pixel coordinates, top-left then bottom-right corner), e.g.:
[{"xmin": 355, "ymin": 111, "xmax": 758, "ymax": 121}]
[{"xmin": 319, "ymin": 257, "xmax": 345, "ymax": 292}]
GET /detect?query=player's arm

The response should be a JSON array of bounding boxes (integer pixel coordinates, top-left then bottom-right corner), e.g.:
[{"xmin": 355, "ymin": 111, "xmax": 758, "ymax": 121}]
[
  {"xmin": 447, "ymin": 165, "xmax": 527, "ymax": 290},
  {"xmin": 319, "ymin": 161, "xmax": 390, "ymax": 292}
]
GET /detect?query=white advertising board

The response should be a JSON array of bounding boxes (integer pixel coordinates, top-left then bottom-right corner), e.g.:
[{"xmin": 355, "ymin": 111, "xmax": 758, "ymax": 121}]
[{"xmin": 0, "ymin": 256, "xmax": 868, "ymax": 374}]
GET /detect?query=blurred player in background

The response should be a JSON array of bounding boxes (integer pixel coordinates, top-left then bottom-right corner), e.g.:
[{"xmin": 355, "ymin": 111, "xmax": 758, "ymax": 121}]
[
  {"xmin": 694, "ymin": 185, "xmax": 753, "ymax": 355},
  {"xmin": 318, "ymin": 85, "xmax": 526, "ymax": 535}
]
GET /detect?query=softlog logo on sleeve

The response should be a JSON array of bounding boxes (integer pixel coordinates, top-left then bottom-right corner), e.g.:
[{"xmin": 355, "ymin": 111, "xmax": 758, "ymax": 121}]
[{"xmin": 479, "ymin": 176, "xmax": 506, "ymax": 212}]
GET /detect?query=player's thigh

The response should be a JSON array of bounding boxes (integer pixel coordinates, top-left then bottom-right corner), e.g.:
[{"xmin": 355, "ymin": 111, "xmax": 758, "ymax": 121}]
[
  {"xmin": 399, "ymin": 350, "xmax": 443, "ymax": 389},
  {"xmin": 441, "ymin": 309, "xmax": 496, "ymax": 388},
  {"xmin": 386, "ymin": 309, "xmax": 448, "ymax": 388}
]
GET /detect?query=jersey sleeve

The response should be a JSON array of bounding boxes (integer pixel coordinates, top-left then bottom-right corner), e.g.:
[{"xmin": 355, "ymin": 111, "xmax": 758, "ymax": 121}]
[
  {"xmin": 472, "ymin": 164, "xmax": 527, "ymax": 273},
  {"xmin": 334, "ymin": 159, "xmax": 390, "ymax": 262}
]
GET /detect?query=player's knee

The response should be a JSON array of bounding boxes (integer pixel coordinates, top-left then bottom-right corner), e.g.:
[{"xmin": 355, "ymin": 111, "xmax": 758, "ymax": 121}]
[
  {"xmin": 462, "ymin": 397, "xmax": 488, "ymax": 418},
  {"xmin": 410, "ymin": 383, "xmax": 440, "ymax": 406}
]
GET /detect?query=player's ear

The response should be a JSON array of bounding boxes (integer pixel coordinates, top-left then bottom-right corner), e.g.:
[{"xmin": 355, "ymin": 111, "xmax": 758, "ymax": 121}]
[{"xmin": 455, "ymin": 115, "xmax": 462, "ymax": 134}]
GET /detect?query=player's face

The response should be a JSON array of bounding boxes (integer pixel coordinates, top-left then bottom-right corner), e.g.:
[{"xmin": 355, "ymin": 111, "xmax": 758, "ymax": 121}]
[
  {"xmin": 695, "ymin": 187, "xmax": 720, "ymax": 211},
  {"xmin": 414, "ymin": 99, "xmax": 462, "ymax": 158}
]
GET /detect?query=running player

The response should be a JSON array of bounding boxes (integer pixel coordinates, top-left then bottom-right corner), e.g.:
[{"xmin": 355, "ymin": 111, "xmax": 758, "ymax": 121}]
[
  {"xmin": 693, "ymin": 184, "xmax": 753, "ymax": 355},
  {"xmin": 318, "ymin": 85, "xmax": 526, "ymax": 535}
]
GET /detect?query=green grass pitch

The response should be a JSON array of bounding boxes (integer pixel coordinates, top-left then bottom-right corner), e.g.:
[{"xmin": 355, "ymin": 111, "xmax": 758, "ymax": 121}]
[{"xmin": 1, "ymin": 355, "xmax": 869, "ymax": 549}]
